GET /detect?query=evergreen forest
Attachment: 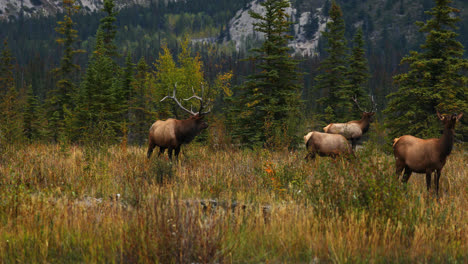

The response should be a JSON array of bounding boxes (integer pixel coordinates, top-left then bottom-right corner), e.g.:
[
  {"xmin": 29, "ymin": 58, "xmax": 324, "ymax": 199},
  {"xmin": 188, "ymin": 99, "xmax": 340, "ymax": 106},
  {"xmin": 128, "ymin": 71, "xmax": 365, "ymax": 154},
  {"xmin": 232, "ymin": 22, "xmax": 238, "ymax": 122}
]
[{"xmin": 0, "ymin": 0, "xmax": 467, "ymax": 262}]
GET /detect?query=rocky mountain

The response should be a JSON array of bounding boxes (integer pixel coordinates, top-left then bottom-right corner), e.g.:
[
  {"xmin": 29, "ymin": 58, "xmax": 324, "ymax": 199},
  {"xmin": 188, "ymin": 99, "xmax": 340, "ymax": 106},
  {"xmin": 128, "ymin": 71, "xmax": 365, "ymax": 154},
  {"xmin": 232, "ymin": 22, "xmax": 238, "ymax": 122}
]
[
  {"xmin": 225, "ymin": 0, "xmax": 328, "ymax": 56},
  {"xmin": 0, "ymin": 0, "xmax": 151, "ymax": 20}
]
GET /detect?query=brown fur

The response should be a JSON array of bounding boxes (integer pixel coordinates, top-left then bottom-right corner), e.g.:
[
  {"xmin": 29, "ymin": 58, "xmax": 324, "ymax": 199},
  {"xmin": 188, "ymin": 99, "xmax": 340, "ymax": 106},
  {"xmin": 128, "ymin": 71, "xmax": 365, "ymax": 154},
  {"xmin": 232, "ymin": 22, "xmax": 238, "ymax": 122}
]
[
  {"xmin": 323, "ymin": 112, "xmax": 375, "ymax": 149},
  {"xmin": 304, "ymin": 131, "xmax": 352, "ymax": 159},
  {"xmin": 147, "ymin": 114, "xmax": 208, "ymax": 160},
  {"xmin": 393, "ymin": 113, "xmax": 463, "ymax": 196}
]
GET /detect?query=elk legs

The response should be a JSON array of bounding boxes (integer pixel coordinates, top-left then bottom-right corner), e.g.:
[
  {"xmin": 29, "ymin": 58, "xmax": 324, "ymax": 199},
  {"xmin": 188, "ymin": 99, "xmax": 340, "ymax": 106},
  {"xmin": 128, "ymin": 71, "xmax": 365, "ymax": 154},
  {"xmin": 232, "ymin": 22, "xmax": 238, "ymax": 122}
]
[
  {"xmin": 435, "ymin": 169, "xmax": 442, "ymax": 196},
  {"xmin": 158, "ymin": 147, "xmax": 166, "ymax": 157},
  {"xmin": 174, "ymin": 146, "xmax": 181, "ymax": 160},
  {"xmin": 425, "ymin": 170, "xmax": 432, "ymax": 191},
  {"xmin": 401, "ymin": 166, "xmax": 412, "ymax": 183},
  {"xmin": 351, "ymin": 138, "xmax": 358, "ymax": 150},
  {"xmin": 147, "ymin": 142, "xmax": 156, "ymax": 158}
]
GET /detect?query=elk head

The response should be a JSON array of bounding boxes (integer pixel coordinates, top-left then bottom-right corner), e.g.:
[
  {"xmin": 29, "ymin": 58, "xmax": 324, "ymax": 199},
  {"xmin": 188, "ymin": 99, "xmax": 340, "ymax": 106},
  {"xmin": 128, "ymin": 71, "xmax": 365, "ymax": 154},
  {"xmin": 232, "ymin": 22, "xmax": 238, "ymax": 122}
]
[
  {"xmin": 352, "ymin": 95, "xmax": 377, "ymax": 122},
  {"xmin": 437, "ymin": 111, "xmax": 463, "ymax": 130}
]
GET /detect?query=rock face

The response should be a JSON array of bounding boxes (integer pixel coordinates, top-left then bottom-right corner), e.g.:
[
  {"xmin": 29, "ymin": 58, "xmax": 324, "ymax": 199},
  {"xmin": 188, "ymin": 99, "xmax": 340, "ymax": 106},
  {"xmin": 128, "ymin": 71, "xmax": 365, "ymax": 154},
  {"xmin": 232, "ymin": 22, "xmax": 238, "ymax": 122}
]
[
  {"xmin": 0, "ymin": 0, "xmax": 150, "ymax": 20},
  {"xmin": 225, "ymin": 0, "xmax": 328, "ymax": 56},
  {"xmin": 1, "ymin": 0, "xmax": 328, "ymax": 55}
]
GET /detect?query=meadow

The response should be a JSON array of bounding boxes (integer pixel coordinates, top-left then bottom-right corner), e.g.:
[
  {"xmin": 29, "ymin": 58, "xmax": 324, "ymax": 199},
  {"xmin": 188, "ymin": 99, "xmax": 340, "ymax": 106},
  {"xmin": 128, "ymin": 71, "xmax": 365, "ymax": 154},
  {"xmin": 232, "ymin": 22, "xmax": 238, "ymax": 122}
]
[{"xmin": 0, "ymin": 140, "xmax": 466, "ymax": 263}]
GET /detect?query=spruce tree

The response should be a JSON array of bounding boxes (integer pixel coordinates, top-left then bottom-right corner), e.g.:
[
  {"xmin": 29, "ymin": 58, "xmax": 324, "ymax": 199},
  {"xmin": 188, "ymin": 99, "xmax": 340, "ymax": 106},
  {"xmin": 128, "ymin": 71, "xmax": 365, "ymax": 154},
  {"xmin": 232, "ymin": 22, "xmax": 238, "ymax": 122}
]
[
  {"xmin": 100, "ymin": 0, "xmax": 119, "ymax": 58},
  {"xmin": 47, "ymin": 0, "xmax": 84, "ymax": 141},
  {"xmin": 75, "ymin": 29, "xmax": 120, "ymax": 143},
  {"xmin": 314, "ymin": 1, "xmax": 348, "ymax": 123},
  {"xmin": 346, "ymin": 27, "xmax": 370, "ymax": 118},
  {"xmin": 75, "ymin": 0, "xmax": 121, "ymax": 144},
  {"xmin": 129, "ymin": 57, "xmax": 154, "ymax": 145},
  {"xmin": 23, "ymin": 85, "xmax": 41, "ymax": 141},
  {"xmin": 0, "ymin": 39, "xmax": 23, "ymax": 143},
  {"xmin": 233, "ymin": 0, "xmax": 302, "ymax": 147},
  {"xmin": 0, "ymin": 39, "xmax": 15, "ymax": 97},
  {"xmin": 385, "ymin": 0, "xmax": 467, "ymax": 140}
]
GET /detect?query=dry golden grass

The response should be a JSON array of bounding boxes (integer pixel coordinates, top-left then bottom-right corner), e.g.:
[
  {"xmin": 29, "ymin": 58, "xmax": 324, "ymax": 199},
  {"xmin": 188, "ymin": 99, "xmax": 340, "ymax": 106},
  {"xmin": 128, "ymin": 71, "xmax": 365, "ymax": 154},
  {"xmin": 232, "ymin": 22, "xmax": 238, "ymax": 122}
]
[{"xmin": 0, "ymin": 142, "xmax": 466, "ymax": 262}]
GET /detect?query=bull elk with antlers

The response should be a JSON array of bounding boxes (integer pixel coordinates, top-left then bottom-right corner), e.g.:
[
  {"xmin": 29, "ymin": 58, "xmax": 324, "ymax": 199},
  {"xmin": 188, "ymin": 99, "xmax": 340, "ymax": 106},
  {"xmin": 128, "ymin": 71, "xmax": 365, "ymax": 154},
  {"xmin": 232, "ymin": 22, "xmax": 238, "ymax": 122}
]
[
  {"xmin": 147, "ymin": 84, "xmax": 211, "ymax": 160},
  {"xmin": 393, "ymin": 112, "xmax": 463, "ymax": 196},
  {"xmin": 323, "ymin": 96, "xmax": 377, "ymax": 149}
]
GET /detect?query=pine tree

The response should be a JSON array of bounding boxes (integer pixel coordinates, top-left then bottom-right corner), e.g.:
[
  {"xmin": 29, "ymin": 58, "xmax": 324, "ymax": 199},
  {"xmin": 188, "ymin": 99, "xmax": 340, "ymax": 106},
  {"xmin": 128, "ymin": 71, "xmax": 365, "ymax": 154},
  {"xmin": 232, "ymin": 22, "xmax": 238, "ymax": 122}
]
[
  {"xmin": 314, "ymin": 1, "xmax": 348, "ymax": 123},
  {"xmin": 75, "ymin": 29, "xmax": 120, "ymax": 143},
  {"xmin": 74, "ymin": 0, "xmax": 122, "ymax": 144},
  {"xmin": 23, "ymin": 85, "xmax": 41, "ymax": 141},
  {"xmin": 232, "ymin": 0, "xmax": 302, "ymax": 147},
  {"xmin": 47, "ymin": 0, "xmax": 84, "ymax": 141},
  {"xmin": 346, "ymin": 27, "xmax": 370, "ymax": 118},
  {"xmin": 385, "ymin": 0, "xmax": 468, "ymax": 140},
  {"xmin": 121, "ymin": 54, "xmax": 135, "ymax": 104},
  {"xmin": 100, "ymin": 0, "xmax": 119, "ymax": 58},
  {"xmin": 0, "ymin": 39, "xmax": 15, "ymax": 97},
  {"xmin": 0, "ymin": 39, "xmax": 23, "ymax": 143},
  {"xmin": 129, "ymin": 57, "xmax": 154, "ymax": 145}
]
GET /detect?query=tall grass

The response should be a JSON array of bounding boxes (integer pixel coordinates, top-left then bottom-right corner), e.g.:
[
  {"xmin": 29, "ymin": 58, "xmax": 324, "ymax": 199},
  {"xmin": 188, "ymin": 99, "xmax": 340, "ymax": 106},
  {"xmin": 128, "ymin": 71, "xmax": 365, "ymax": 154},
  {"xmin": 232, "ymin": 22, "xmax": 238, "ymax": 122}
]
[{"xmin": 0, "ymin": 142, "xmax": 466, "ymax": 262}]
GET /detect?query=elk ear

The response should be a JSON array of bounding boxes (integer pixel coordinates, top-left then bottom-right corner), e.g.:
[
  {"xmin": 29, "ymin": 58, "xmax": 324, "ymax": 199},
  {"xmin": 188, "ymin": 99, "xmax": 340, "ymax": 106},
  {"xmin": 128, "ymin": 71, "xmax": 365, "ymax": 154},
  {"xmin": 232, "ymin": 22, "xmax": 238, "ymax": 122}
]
[
  {"xmin": 436, "ymin": 111, "xmax": 444, "ymax": 120},
  {"xmin": 369, "ymin": 112, "xmax": 375, "ymax": 116},
  {"xmin": 456, "ymin": 113, "xmax": 463, "ymax": 121}
]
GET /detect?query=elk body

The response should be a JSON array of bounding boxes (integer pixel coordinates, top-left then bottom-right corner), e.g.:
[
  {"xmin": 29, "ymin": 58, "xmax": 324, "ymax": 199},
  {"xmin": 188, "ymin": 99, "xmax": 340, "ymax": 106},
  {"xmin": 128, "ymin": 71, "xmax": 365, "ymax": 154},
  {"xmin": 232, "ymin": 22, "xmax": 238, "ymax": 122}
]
[
  {"xmin": 393, "ymin": 112, "xmax": 463, "ymax": 196},
  {"xmin": 304, "ymin": 131, "xmax": 352, "ymax": 159},
  {"xmin": 323, "ymin": 112, "xmax": 375, "ymax": 149},
  {"xmin": 323, "ymin": 97, "xmax": 376, "ymax": 149},
  {"xmin": 147, "ymin": 84, "xmax": 210, "ymax": 160}
]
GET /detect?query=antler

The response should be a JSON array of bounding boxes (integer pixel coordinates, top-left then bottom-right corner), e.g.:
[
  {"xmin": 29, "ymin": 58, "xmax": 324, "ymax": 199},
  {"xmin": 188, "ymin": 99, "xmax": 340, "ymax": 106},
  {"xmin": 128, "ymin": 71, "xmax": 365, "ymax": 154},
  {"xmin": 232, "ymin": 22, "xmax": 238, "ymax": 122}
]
[
  {"xmin": 352, "ymin": 95, "xmax": 377, "ymax": 113},
  {"xmin": 161, "ymin": 83, "xmax": 197, "ymax": 116},
  {"xmin": 352, "ymin": 95, "xmax": 366, "ymax": 112},
  {"xmin": 370, "ymin": 95, "xmax": 377, "ymax": 112},
  {"xmin": 183, "ymin": 83, "xmax": 211, "ymax": 115},
  {"xmin": 161, "ymin": 83, "xmax": 212, "ymax": 116}
]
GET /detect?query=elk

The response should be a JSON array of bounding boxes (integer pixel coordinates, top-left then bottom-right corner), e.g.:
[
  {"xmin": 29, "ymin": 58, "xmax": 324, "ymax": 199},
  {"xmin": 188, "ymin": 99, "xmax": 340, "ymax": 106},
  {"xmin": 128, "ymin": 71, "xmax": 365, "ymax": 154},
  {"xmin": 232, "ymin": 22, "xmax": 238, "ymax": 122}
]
[
  {"xmin": 304, "ymin": 131, "xmax": 352, "ymax": 159},
  {"xmin": 393, "ymin": 112, "xmax": 463, "ymax": 196},
  {"xmin": 147, "ymin": 84, "xmax": 211, "ymax": 160},
  {"xmin": 323, "ymin": 96, "xmax": 376, "ymax": 149}
]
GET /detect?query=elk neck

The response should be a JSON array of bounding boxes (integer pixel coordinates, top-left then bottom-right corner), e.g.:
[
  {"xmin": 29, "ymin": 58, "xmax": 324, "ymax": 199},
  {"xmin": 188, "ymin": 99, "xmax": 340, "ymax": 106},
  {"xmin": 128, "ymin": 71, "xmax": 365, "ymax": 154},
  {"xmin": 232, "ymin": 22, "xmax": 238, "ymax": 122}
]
[
  {"xmin": 176, "ymin": 117, "xmax": 199, "ymax": 143},
  {"xmin": 358, "ymin": 116, "xmax": 371, "ymax": 134},
  {"xmin": 439, "ymin": 124, "xmax": 455, "ymax": 157}
]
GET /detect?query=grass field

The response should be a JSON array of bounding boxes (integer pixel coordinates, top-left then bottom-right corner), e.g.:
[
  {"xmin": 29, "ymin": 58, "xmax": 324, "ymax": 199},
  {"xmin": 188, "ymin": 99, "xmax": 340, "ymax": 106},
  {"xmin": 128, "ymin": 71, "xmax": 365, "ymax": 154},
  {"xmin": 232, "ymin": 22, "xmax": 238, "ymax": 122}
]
[{"xmin": 0, "ymin": 142, "xmax": 466, "ymax": 263}]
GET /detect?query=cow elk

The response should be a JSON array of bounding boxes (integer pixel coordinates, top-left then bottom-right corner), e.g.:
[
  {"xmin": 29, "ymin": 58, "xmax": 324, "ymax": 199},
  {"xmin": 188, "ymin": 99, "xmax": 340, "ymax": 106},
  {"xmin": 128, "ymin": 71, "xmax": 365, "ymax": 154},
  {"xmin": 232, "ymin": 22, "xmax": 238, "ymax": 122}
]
[
  {"xmin": 147, "ymin": 84, "xmax": 211, "ymax": 160},
  {"xmin": 323, "ymin": 96, "xmax": 376, "ymax": 149},
  {"xmin": 393, "ymin": 112, "xmax": 463, "ymax": 196},
  {"xmin": 304, "ymin": 131, "xmax": 352, "ymax": 159}
]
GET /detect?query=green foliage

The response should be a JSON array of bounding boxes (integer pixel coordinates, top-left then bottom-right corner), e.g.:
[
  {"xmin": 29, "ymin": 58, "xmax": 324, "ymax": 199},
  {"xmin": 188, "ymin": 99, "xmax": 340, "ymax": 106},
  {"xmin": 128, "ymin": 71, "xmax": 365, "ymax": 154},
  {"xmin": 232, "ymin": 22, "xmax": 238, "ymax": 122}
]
[
  {"xmin": 314, "ymin": 1, "xmax": 349, "ymax": 123},
  {"xmin": 47, "ymin": 0, "xmax": 85, "ymax": 142},
  {"xmin": 385, "ymin": 0, "xmax": 468, "ymax": 140},
  {"xmin": 23, "ymin": 85, "xmax": 43, "ymax": 141},
  {"xmin": 345, "ymin": 27, "xmax": 371, "ymax": 118},
  {"xmin": 75, "ymin": 29, "xmax": 121, "ymax": 144},
  {"xmin": 100, "ymin": 0, "xmax": 119, "ymax": 58},
  {"xmin": 151, "ymin": 39, "xmax": 206, "ymax": 118},
  {"xmin": 0, "ymin": 39, "xmax": 23, "ymax": 144},
  {"xmin": 152, "ymin": 38, "xmax": 229, "ymax": 121},
  {"xmin": 127, "ymin": 57, "xmax": 155, "ymax": 145},
  {"xmin": 230, "ymin": 0, "xmax": 302, "ymax": 148},
  {"xmin": 0, "ymin": 39, "xmax": 15, "ymax": 96}
]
